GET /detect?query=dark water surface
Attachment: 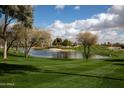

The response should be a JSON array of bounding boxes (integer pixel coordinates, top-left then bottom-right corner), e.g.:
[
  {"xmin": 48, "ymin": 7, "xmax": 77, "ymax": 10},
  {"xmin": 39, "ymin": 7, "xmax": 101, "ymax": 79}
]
[{"xmin": 29, "ymin": 48, "xmax": 110, "ymax": 59}]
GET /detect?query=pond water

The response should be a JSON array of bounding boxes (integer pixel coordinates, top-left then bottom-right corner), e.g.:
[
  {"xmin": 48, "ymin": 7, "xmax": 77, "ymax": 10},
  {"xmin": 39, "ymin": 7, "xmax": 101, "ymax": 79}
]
[{"xmin": 29, "ymin": 48, "xmax": 110, "ymax": 59}]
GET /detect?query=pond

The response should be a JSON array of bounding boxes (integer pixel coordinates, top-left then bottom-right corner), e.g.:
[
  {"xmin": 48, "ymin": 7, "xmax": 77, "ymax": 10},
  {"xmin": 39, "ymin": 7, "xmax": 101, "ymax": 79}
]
[{"xmin": 29, "ymin": 48, "xmax": 110, "ymax": 59}]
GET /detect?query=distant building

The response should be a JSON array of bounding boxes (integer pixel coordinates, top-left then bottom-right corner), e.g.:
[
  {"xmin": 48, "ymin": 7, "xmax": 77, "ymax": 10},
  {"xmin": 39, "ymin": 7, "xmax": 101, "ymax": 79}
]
[{"xmin": 108, "ymin": 46, "xmax": 122, "ymax": 50}]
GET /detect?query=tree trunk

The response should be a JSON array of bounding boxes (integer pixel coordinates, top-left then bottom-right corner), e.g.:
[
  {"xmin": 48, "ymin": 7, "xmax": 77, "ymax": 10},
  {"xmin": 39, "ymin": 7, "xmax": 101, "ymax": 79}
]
[
  {"xmin": 3, "ymin": 15, "xmax": 8, "ymax": 59},
  {"xmin": 87, "ymin": 45, "xmax": 90, "ymax": 58},
  {"xmin": 25, "ymin": 42, "xmax": 35, "ymax": 58},
  {"xmin": 24, "ymin": 39, "xmax": 28, "ymax": 58},
  {"xmin": 24, "ymin": 50, "xmax": 28, "ymax": 58},
  {"xmin": 3, "ymin": 39, "xmax": 7, "ymax": 59},
  {"xmin": 7, "ymin": 39, "xmax": 16, "ymax": 54},
  {"xmin": 83, "ymin": 45, "xmax": 90, "ymax": 59},
  {"xmin": 16, "ymin": 46, "xmax": 18, "ymax": 51},
  {"xmin": 86, "ymin": 47, "xmax": 88, "ymax": 59},
  {"xmin": 2, "ymin": 15, "xmax": 13, "ymax": 59},
  {"xmin": 83, "ymin": 45, "xmax": 86, "ymax": 59},
  {"xmin": 24, "ymin": 46, "xmax": 28, "ymax": 58}
]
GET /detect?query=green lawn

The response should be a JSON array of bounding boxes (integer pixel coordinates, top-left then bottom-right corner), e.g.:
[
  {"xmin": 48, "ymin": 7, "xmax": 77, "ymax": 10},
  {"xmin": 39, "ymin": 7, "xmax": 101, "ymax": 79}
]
[{"xmin": 0, "ymin": 47, "xmax": 124, "ymax": 88}]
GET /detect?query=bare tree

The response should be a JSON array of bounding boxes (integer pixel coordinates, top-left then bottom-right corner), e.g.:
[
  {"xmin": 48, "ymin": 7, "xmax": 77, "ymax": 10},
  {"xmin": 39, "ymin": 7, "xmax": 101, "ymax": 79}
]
[
  {"xmin": 21, "ymin": 28, "xmax": 38, "ymax": 58},
  {"xmin": 37, "ymin": 30, "xmax": 52, "ymax": 48},
  {"xmin": 18, "ymin": 27, "xmax": 49, "ymax": 58},
  {"xmin": 6, "ymin": 23, "xmax": 25, "ymax": 53},
  {"xmin": 77, "ymin": 32, "xmax": 98, "ymax": 59}
]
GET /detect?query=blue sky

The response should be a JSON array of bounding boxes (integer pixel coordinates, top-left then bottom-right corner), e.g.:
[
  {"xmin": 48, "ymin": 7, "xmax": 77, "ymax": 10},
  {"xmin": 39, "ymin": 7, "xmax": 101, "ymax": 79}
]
[
  {"xmin": 33, "ymin": 5, "xmax": 111, "ymax": 28},
  {"xmin": 0, "ymin": 5, "xmax": 124, "ymax": 43},
  {"xmin": 33, "ymin": 5, "xmax": 124, "ymax": 43}
]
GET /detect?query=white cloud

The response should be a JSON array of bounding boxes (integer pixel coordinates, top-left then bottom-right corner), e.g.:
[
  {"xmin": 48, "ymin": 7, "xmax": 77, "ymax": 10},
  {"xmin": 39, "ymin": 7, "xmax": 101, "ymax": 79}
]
[
  {"xmin": 48, "ymin": 5, "xmax": 124, "ymax": 43},
  {"xmin": 48, "ymin": 20, "xmax": 79, "ymax": 41},
  {"xmin": 55, "ymin": 5, "xmax": 65, "ymax": 10},
  {"xmin": 98, "ymin": 30, "xmax": 124, "ymax": 44},
  {"xmin": 74, "ymin": 6, "xmax": 80, "ymax": 10}
]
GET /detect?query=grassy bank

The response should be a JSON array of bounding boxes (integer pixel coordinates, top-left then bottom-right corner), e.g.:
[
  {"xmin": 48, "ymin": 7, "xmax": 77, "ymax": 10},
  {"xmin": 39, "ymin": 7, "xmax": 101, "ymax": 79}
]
[
  {"xmin": 0, "ymin": 57, "xmax": 124, "ymax": 88},
  {"xmin": 0, "ymin": 48, "xmax": 124, "ymax": 88},
  {"xmin": 73, "ymin": 45, "xmax": 124, "ymax": 58}
]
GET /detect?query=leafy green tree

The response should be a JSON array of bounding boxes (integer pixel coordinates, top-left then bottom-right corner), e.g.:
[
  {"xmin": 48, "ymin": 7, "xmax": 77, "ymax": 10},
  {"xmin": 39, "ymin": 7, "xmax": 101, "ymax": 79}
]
[
  {"xmin": 52, "ymin": 38, "xmax": 62, "ymax": 47},
  {"xmin": 62, "ymin": 39, "xmax": 72, "ymax": 46},
  {"xmin": 0, "ymin": 5, "xmax": 33, "ymax": 59}
]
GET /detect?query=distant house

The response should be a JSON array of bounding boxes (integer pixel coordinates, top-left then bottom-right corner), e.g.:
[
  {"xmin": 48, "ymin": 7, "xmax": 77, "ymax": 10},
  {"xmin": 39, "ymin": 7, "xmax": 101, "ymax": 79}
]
[
  {"xmin": 108, "ymin": 46, "xmax": 122, "ymax": 50},
  {"xmin": 61, "ymin": 46, "xmax": 71, "ymax": 48}
]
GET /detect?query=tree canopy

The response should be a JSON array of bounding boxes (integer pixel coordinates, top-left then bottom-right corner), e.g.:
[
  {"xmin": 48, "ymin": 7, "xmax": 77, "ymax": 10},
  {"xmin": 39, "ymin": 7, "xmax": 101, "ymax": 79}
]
[
  {"xmin": 0, "ymin": 5, "xmax": 33, "ymax": 59},
  {"xmin": 77, "ymin": 32, "xmax": 98, "ymax": 59}
]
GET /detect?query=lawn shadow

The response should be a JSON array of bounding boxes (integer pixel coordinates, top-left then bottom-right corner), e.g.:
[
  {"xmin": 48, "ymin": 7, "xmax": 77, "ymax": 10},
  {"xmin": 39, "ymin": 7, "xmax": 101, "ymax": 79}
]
[
  {"xmin": 49, "ymin": 58, "xmax": 77, "ymax": 61},
  {"xmin": 104, "ymin": 59, "xmax": 124, "ymax": 66},
  {"xmin": 112, "ymin": 62, "xmax": 124, "ymax": 66},
  {"xmin": 0, "ymin": 63, "xmax": 40, "ymax": 75},
  {"xmin": 43, "ymin": 69, "xmax": 124, "ymax": 81},
  {"xmin": 104, "ymin": 59, "xmax": 124, "ymax": 62}
]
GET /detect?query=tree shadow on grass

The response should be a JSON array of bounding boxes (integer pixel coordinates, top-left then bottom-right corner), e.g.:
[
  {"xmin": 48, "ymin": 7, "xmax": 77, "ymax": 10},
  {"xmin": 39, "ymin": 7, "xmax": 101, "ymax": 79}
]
[
  {"xmin": 112, "ymin": 62, "xmax": 124, "ymax": 66},
  {"xmin": 0, "ymin": 63, "xmax": 40, "ymax": 75},
  {"xmin": 104, "ymin": 59, "xmax": 124, "ymax": 62},
  {"xmin": 43, "ymin": 69, "xmax": 124, "ymax": 81},
  {"xmin": 104, "ymin": 59, "xmax": 124, "ymax": 66},
  {"xmin": 49, "ymin": 58, "xmax": 77, "ymax": 61}
]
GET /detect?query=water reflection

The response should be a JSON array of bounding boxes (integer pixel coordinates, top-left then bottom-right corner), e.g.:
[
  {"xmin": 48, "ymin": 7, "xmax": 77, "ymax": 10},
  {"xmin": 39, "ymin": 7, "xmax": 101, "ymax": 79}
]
[
  {"xmin": 29, "ymin": 48, "xmax": 110, "ymax": 59},
  {"xmin": 52, "ymin": 51, "xmax": 83, "ymax": 59},
  {"xmin": 29, "ymin": 49, "xmax": 83, "ymax": 59}
]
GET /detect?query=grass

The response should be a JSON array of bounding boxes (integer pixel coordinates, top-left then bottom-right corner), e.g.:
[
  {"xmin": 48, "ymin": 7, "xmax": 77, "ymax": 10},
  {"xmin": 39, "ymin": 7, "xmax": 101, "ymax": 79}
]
[
  {"xmin": 0, "ymin": 47, "xmax": 124, "ymax": 88},
  {"xmin": 74, "ymin": 45, "xmax": 124, "ymax": 58}
]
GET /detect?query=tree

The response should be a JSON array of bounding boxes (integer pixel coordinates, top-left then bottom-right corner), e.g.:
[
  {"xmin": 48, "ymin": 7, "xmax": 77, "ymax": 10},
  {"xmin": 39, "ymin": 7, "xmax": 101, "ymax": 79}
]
[
  {"xmin": 62, "ymin": 39, "xmax": 72, "ymax": 47},
  {"xmin": 0, "ymin": 5, "xmax": 33, "ymax": 59},
  {"xmin": 107, "ymin": 42, "xmax": 112, "ymax": 47},
  {"xmin": 77, "ymin": 32, "xmax": 98, "ymax": 59},
  {"xmin": 7, "ymin": 24, "xmax": 26, "ymax": 53},
  {"xmin": 52, "ymin": 38, "xmax": 62, "ymax": 47},
  {"xmin": 36, "ymin": 29, "xmax": 52, "ymax": 48},
  {"xmin": 20, "ymin": 27, "xmax": 40, "ymax": 58},
  {"xmin": 6, "ymin": 31, "xmax": 18, "ymax": 53},
  {"xmin": 16, "ymin": 26, "xmax": 51, "ymax": 58}
]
